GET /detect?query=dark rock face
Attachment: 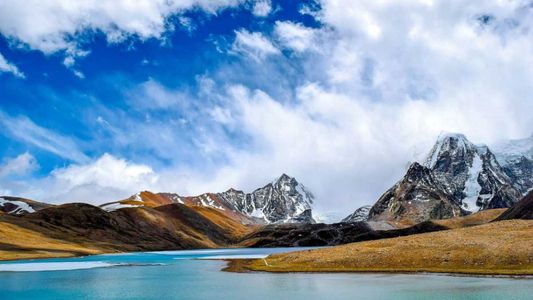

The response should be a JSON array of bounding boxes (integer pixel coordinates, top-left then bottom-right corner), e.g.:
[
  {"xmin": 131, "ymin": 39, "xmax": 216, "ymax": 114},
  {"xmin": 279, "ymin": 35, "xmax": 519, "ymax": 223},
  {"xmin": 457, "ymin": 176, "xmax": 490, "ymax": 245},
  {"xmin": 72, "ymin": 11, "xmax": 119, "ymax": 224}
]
[
  {"xmin": 496, "ymin": 191, "xmax": 533, "ymax": 220},
  {"xmin": 367, "ymin": 162, "xmax": 463, "ymax": 224},
  {"xmin": 241, "ymin": 220, "xmax": 449, "ymax": 247},
  {"xmin": 342, "ymin": 205, "xmax": 371, "ymax": 223}
]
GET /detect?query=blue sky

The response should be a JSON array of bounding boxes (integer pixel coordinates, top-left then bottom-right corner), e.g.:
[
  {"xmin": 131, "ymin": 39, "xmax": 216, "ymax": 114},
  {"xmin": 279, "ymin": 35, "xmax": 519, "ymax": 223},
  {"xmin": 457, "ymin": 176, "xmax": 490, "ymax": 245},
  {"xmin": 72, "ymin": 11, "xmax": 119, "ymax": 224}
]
[
  {"xmin": 0, "ymin": 1, "xmax": 317, "ymax": 172},
  {"xmin": 0, "ymin": 0, "xmax": 532, "ymax": 221}
]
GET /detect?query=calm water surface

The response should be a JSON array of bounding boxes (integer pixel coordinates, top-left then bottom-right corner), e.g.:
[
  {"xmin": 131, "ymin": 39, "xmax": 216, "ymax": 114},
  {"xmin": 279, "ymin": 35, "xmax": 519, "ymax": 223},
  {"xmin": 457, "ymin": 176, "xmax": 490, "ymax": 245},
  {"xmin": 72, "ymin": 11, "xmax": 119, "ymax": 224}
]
[{"xmin": 0, "ymin": 248, "xmax": 532, "ymax": 300}]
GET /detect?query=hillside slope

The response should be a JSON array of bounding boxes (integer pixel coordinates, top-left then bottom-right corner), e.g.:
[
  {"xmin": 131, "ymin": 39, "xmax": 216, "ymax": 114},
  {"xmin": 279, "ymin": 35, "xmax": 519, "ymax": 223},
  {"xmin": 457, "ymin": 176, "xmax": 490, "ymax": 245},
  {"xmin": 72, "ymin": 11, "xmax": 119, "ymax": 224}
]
[
  {"xmin": 228, "ymin": 220, "xmax": 533, "ymax": 275},
  {"xmin": 496, "ymin": 191, "xmax": 533, "ymax": 220},
  {"xmin": 0, "ymin": 203, "xmax": 251, "ymax": 261}
]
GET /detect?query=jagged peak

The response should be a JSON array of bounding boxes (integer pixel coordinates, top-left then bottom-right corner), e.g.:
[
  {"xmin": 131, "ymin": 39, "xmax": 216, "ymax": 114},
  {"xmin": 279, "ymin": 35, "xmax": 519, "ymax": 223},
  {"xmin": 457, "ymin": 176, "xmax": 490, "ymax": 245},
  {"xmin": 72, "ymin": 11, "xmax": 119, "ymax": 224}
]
[
  {"xmin": 424, "ymin": 132, "xmax": 478, "ymax": 168},
  {"xmin": 274, "ymin": 173, "xmax": 294, "ymax": 183},
  {"xmin": 224, "ymin": 187, "xmax": 244, "ymax": 194},
  {"xmin": 405, "ymin": 162, "xmax": 434, "ymax": 183},
  {"xmin": 407, "ymin": 162, "xmax": 426, "ymax": 172},
  {"xmin": 436, "ymin": 131, "xmax": 468, "ymax": 142}
]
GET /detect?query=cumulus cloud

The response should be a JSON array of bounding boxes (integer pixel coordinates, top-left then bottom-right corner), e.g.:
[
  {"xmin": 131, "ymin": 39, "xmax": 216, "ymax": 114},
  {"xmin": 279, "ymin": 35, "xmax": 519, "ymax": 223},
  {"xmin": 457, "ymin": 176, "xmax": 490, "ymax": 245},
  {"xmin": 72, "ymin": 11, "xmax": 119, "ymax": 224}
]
[
  {"xmin": 0, "ymin": 0, "xmax": 242, "ymax": 52},
  {"xmin": 0, "ymin": 152, "xmax": 39, "ymax": 178},
  {"xmin": 231, "ymin": 29, "xmax": 280, "ymax": 61},
  {"xmin": 0, "ymin": 52, "xmax": 24, "ymax": 78},
  {"xmin": 0, "ymin": 0, "xmax": 244, "ymax": 69},
  {"xmin": 41, "ymin": 153, "xmax": 157, "ymax": 203},
  {"xmin": 252, "ymin": 0, "xmax": 272, "ymax": 17}
]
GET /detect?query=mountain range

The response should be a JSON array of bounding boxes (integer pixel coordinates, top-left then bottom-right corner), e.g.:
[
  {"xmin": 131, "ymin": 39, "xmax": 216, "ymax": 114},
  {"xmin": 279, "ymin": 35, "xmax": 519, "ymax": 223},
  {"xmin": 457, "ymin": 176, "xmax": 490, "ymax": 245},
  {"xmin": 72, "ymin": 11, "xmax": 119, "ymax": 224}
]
[
  {"xmin": 2, "ymin": 132, "xmax": 531, "ymax": 227},
  {"xmin": 1, "ymin": 174, "xmax": 315, "ymax": 225}
]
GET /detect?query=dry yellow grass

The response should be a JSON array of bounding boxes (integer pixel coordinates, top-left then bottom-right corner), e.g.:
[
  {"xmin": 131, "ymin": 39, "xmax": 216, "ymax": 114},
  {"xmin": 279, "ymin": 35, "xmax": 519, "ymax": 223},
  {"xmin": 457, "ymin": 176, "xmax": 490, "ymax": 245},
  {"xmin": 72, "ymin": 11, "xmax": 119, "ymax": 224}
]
[
  {"xmin": 191, "ymin": 206, "xmax": 254, "ymax": 238},
  {"xmin": 228, "ymin": 220, "xmax": 533, "ymax": 275},
  {"xmin": 0, "ymin": 220, "xmax": 107, "ymax": 261},
  {"xmin": 434, "ymin": 208, "xmax": 506, "ymax": 229}
]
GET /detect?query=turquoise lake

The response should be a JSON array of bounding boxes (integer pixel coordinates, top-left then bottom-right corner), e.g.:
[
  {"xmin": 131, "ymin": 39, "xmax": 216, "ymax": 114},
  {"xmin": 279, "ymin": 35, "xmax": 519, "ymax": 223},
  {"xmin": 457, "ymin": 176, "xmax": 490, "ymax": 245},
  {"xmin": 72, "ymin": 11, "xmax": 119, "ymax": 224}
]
[{"xmin": 0, "ymin": 248, "xmax": 532, "ymax": 300}]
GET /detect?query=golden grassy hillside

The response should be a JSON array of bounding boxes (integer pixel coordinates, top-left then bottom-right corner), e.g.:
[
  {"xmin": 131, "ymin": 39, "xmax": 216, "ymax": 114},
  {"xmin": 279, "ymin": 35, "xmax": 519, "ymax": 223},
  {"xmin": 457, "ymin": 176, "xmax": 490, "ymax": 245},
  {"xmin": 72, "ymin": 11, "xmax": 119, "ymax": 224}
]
[
  {"xmin": 434, "ymin": 208, "xmax": 505, "ymax": 229},
  {"xmin": 0, "ymin": 203, "xmax": 254, "ymax": 261},
  {"xmin": 227, "ymin": 220, "xmax": 533, "ymax": 275},
  {"xmin": 0, "ymin": 220, "xmax": 108, "ymax": 261}
]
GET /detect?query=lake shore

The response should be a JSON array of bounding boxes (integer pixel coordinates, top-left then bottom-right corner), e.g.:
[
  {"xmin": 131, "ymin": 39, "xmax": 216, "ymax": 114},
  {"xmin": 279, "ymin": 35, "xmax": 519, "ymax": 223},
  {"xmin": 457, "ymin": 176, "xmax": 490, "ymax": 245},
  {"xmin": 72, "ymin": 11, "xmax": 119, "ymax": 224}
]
[{"xmin": 225, "ymin": 220, "xmax": 533, "ymax": 276}]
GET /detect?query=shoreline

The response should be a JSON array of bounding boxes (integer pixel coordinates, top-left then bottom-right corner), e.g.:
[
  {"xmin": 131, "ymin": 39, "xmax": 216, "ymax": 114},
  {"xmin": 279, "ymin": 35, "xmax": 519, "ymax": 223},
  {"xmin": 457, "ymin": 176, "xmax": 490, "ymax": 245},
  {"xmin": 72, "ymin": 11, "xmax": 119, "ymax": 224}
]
[
  {"xmin": 223, "ymin": 259, "xmax": 533, "ymax": 277},
  {"xmin": 2, "ymin": 248, "xmax": 532, "ymax": 278}
]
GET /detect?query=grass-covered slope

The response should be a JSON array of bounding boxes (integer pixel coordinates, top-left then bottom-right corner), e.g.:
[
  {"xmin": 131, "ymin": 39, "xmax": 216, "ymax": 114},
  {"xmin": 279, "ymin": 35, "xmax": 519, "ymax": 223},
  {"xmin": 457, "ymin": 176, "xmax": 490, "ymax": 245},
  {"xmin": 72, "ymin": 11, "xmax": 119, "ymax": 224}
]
[
  {"xmin": 0, "ymin": 203, "xmax": 252, "ymax": 261},
  {"xmin": 227, "ymin": 220, "xmax": 533, "ymax": 275}
]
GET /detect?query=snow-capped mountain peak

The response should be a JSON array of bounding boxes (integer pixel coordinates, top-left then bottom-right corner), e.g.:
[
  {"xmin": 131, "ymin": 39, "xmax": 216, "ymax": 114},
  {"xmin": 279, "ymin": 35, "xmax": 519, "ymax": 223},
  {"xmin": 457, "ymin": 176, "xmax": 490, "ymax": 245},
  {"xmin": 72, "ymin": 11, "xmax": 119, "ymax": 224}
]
[
  {"xmin": 424, "ymin": 132, "xmax": 479, "ymax": 169},
  {"xmin": 342, "ymin": 205, "xmax": 371, "ymax": 223},
  {"xmin": 111, "ymin": 174, "xmax": 316, "ymax": 224},
  {"xmin": 248, "ymin": 174, "xmax": 314, "ymax": 223},
  {"xmin": 357, "ymin": 133, "xmax": 523, "ymax": 224},
  {"xmin": 421, "ymin": 132, "xmax": 520, "ymax": 212}
]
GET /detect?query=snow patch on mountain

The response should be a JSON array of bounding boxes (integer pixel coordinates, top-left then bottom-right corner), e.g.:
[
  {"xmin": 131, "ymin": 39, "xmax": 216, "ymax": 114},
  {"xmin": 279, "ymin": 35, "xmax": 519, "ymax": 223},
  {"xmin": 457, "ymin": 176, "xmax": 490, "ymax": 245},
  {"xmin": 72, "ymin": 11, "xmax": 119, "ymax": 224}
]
[
  {"xmin": 0, "ymin": 197, "xmax": 35, "ymax": 215},
  {"xmin": 101, "ymin": 202, "xmax": 142, "ymax": 212},
  {"xmin": 462, "ymin": 153, "xmax": 482, "ymax": 212}
]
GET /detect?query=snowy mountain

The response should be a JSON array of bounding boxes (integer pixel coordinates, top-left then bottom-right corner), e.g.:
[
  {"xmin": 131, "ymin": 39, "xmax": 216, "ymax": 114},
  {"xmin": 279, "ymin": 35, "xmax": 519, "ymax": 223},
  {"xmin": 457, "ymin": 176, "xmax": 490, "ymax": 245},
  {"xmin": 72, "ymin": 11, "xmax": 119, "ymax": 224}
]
[
  {"xmin": 424, "ymin": 133, "xmax": 521, "ymax": 212},
  {"xmin": 104, "ymin": 174, "xmax": 315, "ymax": 224},
  {"xmin": 356, "ymin": 133, "xmax": 523, "ymax": 224},
  {"xmin": 341, "ymin": 205, "xmax": 371, "ymax": 223},
  {"xmin": 190, "ymin": 174, "xmax": 315, "ymax": 224},
  {"xmin": 492, "ymin": 134, "xmax": 533, "ymax": 195}
]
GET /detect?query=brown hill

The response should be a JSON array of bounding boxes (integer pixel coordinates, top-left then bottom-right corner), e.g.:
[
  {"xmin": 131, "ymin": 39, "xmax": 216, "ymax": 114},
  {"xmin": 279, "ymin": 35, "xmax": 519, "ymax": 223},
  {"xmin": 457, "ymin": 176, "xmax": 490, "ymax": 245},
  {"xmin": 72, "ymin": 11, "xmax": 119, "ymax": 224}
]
[
  {"xmin": 227, "ymin": 219, "xmax": 533, "ymax": 275},
  {"xmin": 496, "ymin": 191, "xmax": 533, "ymax": 220},
  {"xmin": 0, "ymin": 201, "xmax": 507, "ymax": 262},
  {"xmin": 0, "ymin": 202, "xmax": 251, "ymax": 261},
  {"xmin": 240, "ymin": 208, "xmax": 504, "ymax": 248}
]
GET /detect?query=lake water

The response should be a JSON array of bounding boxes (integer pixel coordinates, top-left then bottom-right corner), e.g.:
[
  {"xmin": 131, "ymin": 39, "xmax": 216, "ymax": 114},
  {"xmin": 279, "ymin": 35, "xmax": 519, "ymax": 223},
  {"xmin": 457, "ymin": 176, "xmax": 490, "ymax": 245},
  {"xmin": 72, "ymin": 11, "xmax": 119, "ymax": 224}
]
[{"xmin": 0, "ymin": 248, "xmax": 532, "ymax": 300}]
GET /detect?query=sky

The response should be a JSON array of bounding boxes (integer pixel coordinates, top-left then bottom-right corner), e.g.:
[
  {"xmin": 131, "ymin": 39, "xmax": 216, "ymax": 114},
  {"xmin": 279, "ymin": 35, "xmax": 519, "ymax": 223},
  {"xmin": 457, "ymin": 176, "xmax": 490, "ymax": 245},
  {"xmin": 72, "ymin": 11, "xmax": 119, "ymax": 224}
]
[{"xmin": 0, "ymin": 0, "xmax": 532, "ymax": 222}]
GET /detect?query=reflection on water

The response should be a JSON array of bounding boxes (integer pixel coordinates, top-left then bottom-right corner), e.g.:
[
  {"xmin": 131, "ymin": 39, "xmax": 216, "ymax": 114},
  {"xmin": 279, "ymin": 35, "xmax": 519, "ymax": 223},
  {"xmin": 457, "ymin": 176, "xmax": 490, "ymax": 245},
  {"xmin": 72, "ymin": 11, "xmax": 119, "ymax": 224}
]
[{"xmin": 0, "ymin": 248, "xmax": 531, "ymax": 300}]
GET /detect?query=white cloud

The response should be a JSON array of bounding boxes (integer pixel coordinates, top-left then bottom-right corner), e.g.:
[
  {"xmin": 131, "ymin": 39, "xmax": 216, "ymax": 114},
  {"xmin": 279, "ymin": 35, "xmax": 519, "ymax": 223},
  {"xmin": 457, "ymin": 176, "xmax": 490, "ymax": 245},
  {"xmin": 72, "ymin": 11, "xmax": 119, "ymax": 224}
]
[
  {"xmin": 0, "ymin": 152, "xmax": 39, "ymax": 178},
  {"xmin": 0, "ymin": 154, "xmax": 157, "ymax": 204},
  {"xmin": 0, "ymin": 111, "xmax": 89, "ymax": 163},
  {"xmin": 274, "ymin": 21, "xmax": 318, "ymax": 52},
  {"xmin": 0, "ymin": 52, "xmax": 24, "ymax": 78},
  {"xmin": 0, "ymin": 0, "xmax": 243, "ymax": 64},
  {"xmin": 2, "ymin": 153, "xmax": 160, "ymax": 204},
  {"xmin": 127, "ymin": 78, "xmax": 188, "ymax": 110},
  {"xmin": 44, "ymin": 153, "xmax": 158, "ymax": 203},
  {"xmin": 231, "ymin": 29, "xmax": 280, "ymax": 61},
  {"xmin": 252, "ymin": 0, "xmax": 272, "ymax": 17}
]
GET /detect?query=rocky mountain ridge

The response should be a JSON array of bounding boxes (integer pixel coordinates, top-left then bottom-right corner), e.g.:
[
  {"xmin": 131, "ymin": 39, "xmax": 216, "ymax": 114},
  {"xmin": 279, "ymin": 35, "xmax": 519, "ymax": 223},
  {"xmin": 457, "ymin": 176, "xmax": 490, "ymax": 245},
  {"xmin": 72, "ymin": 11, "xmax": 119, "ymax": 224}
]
[
  {"xmin": 346, "ymin": 133, "xmax": 530, "ymax": 224},
  {"xmin": 101, "ymin": 174, "xmax": 315, "ymax": 224}
]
